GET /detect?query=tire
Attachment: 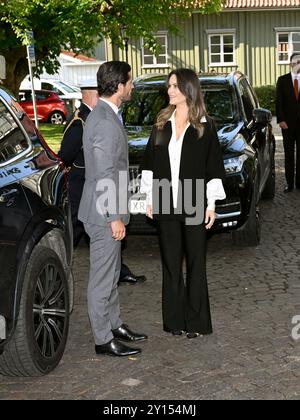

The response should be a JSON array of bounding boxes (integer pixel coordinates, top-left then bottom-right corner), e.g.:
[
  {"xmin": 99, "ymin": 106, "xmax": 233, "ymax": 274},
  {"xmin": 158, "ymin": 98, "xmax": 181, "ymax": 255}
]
[
  {"xmin": 261, "ymin": 152, "xmax": 275, "ymax": 200},
  {"xmin": 49, "ymin": 111, "xmax": 65, "ymax": 125},
  {"xmin": 0, "ymin": 246, "xmax": 69, "ymax": 377},
  {"xmin": 232, "ymin": 184, "xmax": 261, "ymax": 247}
]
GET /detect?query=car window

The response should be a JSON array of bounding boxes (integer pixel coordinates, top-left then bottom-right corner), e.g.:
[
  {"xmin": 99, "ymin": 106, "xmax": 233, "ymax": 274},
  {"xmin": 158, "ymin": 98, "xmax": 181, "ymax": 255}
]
[
  {"xmin": 122, "ymin": 85, "xmax": 169, "ymax": 126},
  {"xmin": 55, "ymin": 81, "xmax": 79, "ymax": 93},
  {"xmin": 35, "ymin": 91, "xmax": 51, "ymax": 100},
  {"xmin": 41, "ymin": 83, "xmax": 62, "ymax": 96},
  {"xmin": 201, "ymin": 84, "xmax": 238, "ymax": 124},
  {"xmin": 238, "ymin": 79, "xmax": 257, "ymax": 123},
  {"xmin": 0, "ymin": 100, "xmax": 30, "ymax": 165}
]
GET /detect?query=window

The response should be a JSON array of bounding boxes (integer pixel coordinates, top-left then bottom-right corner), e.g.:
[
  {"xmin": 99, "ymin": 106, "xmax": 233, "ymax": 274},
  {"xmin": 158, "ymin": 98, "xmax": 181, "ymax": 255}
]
[
  {"xmin": 208, "ymin": 33, "xmax": 235, "ymax": 66},
  {"xmin": 0, "ymin": 101, "xmax": 30, "ymax": 165},
  {"xmin": 238, "ymin": 79, "xmax": 257, "ymax": 124},
  {"xmin": 142, "ymin": 33, "xmax": 168, "ymax": 68},
  {"xmin": 276, "ymin": 31, "xmax": 300, "ymax": 63}
]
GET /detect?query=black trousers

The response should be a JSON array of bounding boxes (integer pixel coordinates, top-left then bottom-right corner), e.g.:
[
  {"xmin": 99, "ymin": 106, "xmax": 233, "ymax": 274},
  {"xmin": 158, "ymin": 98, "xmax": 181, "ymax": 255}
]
[
  {"xmin": 157, "ymin": 220, "xmax": 212, "ymax": 334},
  {"xmin": 282, "ymin": 126, "xmax": 300, "ymax": 188}
]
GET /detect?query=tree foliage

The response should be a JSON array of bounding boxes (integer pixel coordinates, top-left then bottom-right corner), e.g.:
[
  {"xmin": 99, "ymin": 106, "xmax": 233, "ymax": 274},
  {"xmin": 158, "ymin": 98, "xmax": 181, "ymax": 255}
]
[{"xmin": 0, "ymin": 0, "xmax": 224, "ymax": 94}]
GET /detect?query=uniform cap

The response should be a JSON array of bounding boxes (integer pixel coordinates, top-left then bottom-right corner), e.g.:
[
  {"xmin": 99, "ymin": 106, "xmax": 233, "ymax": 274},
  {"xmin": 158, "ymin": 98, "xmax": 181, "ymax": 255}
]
[{"xmin": 78, "ymin": 78, "xmax": 97, "ymax": 90}]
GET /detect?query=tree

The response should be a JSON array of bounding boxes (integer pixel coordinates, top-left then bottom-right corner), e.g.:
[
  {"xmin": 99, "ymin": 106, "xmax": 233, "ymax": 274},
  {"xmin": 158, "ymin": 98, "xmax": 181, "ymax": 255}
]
[{"xmin": 0, "ymin": 0, "xmax": 224, "ymax": 95}]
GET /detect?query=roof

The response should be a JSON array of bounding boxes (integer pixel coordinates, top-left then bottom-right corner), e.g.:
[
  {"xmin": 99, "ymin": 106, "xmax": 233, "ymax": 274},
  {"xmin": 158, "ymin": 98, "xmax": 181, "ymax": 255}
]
[
  {"xmin": 60, "ymin": 51, "xmax": 98, "ymax": 63},
  {"xmin": 224, "ymin": 0, "xmax": 300, "ymax": 8},
  {"xmin": 193, "ymin": 0, "xmax": 300, "ymax": 8}
]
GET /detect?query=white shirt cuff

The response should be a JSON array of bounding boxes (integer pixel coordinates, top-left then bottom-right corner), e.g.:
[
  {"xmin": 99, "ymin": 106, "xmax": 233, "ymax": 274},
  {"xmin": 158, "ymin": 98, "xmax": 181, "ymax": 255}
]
[{"xmin": 206, "ymin": 178, "xmax": 226, "ymax": 211}]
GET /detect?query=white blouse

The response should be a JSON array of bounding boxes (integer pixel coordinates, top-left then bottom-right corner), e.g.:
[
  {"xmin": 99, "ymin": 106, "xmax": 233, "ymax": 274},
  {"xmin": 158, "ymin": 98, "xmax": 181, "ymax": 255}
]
[{"xmin": 140, "ymin": 113, "xmax": 226, "ymax": 212}]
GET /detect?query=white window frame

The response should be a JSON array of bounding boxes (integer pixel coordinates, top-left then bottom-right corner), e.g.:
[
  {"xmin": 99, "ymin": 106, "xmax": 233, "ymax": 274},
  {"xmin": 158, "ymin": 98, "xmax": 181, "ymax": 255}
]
[
  {"xmin": 206, "ymin": 30, "xmax": 236, "ymax": 67},
  {"xmin": 142, "ymin": 32, "xmax": 169, "ymax": 69},
  {"xmin": 275, "ymin": 28, "xmax": 300, "ymax": 64}
]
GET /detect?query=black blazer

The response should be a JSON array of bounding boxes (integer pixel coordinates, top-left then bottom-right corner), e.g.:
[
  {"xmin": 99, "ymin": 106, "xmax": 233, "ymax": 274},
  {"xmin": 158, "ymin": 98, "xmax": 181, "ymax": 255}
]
[
  {"xmin": 142, "ymin": 117, "xmax": 225, "ymax": 221},
  {"xmin": 276, "ymin": 73, "xmax": 300, "ymax": 128}
]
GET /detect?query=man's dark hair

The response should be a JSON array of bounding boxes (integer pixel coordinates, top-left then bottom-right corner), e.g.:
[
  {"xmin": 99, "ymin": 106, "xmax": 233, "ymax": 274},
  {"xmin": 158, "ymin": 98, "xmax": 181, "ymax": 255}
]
[
  {"xmin": 97, "ymin": 61, "xmax": 131, "ymax": 97},
  {"xmin": 290, "ymin": 52, "xmax": 300, "ymax": 62}
]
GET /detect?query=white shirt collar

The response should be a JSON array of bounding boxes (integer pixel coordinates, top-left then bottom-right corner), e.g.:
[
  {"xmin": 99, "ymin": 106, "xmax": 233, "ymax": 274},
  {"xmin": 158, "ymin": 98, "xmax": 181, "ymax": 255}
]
[
  {"xmin": 100, "ymin": 97, "xmax": 119, "ymax": 115},
  {"xmin": 168, "ymin": 110, "xmax": 207, "ymax": 123},
  {"xmin": 291, "ymin": 72, "xmax": 300, "ymax": 80},
  {"xmin": 82, "ymin": 102, "xmax": 94, "ymax": 112}
]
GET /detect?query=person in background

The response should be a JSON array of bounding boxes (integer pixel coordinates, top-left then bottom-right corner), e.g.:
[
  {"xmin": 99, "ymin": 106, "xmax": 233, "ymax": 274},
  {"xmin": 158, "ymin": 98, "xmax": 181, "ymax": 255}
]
[
  {"xmin": 141, "ymin": 68, "xmax": 226, "ymax": 338},
  {"xmin": 58, "ymin": 79, "xmax": 146, "ymax": 284},
  {"xmin": 78, "ymin": 61, "xmax": 147, "ymax": 357},
  {"xmin": 276, "ymin": 53, "xmax": 300, "ymax": 192}
]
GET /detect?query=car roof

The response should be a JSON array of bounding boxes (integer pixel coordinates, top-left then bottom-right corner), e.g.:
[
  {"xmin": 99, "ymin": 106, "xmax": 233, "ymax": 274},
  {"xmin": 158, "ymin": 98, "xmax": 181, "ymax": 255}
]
[{"xmin": 133, "ymin": 71, "xmax": 245, "ymax": 88}]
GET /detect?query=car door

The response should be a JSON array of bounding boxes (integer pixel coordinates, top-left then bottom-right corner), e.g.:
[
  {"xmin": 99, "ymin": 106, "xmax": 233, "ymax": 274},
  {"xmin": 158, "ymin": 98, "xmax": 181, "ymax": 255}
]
[{"xmin": 0, "ymin": 98, "xmax": 32, "ymax": 320}]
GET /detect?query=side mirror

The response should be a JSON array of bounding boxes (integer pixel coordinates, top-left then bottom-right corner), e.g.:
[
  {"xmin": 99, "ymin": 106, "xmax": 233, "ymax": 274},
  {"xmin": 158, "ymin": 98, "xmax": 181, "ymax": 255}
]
[{"xmin": 253, "ymin": 108, "xmax": 272, "ymax": 126}]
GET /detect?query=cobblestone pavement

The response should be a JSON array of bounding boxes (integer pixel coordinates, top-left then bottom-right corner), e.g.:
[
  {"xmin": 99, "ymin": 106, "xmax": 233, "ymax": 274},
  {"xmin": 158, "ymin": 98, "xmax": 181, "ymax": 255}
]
[{"xmin": 1, "ymin": 126, "xmax": 300, "ymax": 400}]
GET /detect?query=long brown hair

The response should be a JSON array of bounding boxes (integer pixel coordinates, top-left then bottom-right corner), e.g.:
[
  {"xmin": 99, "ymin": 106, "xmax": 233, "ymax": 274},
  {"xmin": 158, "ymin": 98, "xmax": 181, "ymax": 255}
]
[{"xmin": 156, "ymin": 68, "xmax": 207, "ymax": 137}]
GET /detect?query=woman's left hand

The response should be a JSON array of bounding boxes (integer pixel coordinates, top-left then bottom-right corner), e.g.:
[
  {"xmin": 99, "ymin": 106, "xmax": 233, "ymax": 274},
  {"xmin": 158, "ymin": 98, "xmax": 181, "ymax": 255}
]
[{"xmin": 205, "ymin": 209, "xmax": 216, "ymax": 229}]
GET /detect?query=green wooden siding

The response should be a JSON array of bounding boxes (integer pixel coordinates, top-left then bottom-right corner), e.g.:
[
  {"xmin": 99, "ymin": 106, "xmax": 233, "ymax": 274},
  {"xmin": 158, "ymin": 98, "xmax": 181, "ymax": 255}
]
[{"xmin": 108, "ymin": 9, "xmax": 300, "ymax": 87}]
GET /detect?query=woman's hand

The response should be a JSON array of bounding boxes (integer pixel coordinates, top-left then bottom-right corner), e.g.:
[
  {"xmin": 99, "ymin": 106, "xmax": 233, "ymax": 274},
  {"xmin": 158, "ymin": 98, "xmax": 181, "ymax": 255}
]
[
  {"xmin": 146, "ymin": 205, "xmax": 153, "ymax": 219},
  {"xmin": 205, "ymin": 209, "xmax": 216, "ymax": 229}
]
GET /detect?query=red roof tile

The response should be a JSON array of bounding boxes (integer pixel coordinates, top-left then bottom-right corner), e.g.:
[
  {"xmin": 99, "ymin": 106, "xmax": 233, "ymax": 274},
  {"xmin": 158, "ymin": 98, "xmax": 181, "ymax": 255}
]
[
  {"xmin": 61, "ymin": 51, "xmax": 97, "ymax": 62},
  {"xmin": 225, "ymin": 0, "xmax": 300, "ymax": 7}
]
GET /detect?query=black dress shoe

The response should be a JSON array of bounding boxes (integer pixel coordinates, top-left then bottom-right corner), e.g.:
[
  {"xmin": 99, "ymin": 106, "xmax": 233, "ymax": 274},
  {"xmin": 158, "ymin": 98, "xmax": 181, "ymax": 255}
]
[
  {"xmin": 284, "ymin": 185, "xmax": 294, "ymax": 193},
  {"xmin": 112, "ymin": 324, "xmax": 148, "ymax": 342},
  {"xmin": 119, "ymin": 274, "xmax": 146, "ymax": 284},
  {"xmin": 95, "ymin": 338, "xmax": 141, "ymax": 356}
]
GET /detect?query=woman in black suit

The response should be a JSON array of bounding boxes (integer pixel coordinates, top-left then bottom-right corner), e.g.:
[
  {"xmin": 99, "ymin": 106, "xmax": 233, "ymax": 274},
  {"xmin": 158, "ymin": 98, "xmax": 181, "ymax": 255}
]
[{"xmin": 141, "ymin": 68, "xmax": 226, "ymax": 338}]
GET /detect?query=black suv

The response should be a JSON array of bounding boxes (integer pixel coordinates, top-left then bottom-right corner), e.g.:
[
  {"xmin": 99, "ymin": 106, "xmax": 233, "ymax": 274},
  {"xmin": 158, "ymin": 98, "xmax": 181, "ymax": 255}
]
[
  {"xmin": 123, "ymin": 72, "xmax": 275, "ymax": 246},
  {"xmin": 0, "ymin": 87, "xmax": 73, "ymax": 376}
]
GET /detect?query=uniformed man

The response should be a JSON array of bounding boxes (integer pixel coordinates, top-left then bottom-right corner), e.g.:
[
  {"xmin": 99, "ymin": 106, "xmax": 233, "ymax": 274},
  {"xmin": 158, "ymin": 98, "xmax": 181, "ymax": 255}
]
[
  {"xmin": 58, "ymin": 79, "xmax": 146, "ymax": 284},
  {"xmin": 58, "ymin": 79, "xmax": 99, "ymax": 247}
]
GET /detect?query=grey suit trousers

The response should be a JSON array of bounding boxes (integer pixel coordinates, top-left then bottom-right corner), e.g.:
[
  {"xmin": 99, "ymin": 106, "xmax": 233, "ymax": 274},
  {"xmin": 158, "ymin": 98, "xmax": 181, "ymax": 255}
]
[{"xmin": 84, "ymin": 223, "xmax": 122, "ymax": 345}]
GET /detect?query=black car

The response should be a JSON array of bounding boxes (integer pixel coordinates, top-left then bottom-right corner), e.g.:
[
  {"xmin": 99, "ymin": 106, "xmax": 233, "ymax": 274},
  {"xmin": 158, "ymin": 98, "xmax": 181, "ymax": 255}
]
[
  {"xmin": 0, "ymin": 87, "xmax": 73, "ymax": 376},
  {"xmin": 123, "ymin": 71, "xmax": 275, "ymax": 246}
]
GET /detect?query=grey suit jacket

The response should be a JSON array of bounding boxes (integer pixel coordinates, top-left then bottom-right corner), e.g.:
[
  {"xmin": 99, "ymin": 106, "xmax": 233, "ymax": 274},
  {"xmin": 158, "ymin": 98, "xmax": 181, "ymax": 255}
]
[{"xmin": 78, "ymin": 100, "xmax": 130, "ymax": 226}]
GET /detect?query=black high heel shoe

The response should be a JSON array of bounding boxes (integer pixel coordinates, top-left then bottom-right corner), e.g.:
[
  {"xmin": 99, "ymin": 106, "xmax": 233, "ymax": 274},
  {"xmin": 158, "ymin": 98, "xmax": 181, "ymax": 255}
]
[{"xmin": 186, "ymin": 332, "xmax": 203, "ymax": 339}]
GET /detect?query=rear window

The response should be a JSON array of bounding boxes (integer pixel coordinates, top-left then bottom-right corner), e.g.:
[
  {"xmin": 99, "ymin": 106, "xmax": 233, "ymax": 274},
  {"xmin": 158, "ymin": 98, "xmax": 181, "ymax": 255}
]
[{"xmin": 0, "ymin": 100, "xmax": 30, "ymax": 165}]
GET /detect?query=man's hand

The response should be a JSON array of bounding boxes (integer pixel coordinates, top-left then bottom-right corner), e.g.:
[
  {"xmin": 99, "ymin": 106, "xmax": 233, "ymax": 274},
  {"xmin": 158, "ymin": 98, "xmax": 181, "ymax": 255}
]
[
  {"xmin": 205, "ymin": 209, "xmax": 216, "ymax": 230},
  {"xmin": 279, "ymin": 121, "xmax": 288, "ymax": 130},
  {"xmin": 111, "ymin": 219, "xmax": 126, "ymax": 241}
]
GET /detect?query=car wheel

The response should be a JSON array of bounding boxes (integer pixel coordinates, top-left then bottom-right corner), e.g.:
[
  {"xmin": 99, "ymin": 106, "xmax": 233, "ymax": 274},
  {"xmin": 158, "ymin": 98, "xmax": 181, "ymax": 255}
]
[
  {"xmin": 49, "ymin": 111, "xmax": 65, "ymax": 124},
  {"xmin": 232, "ymin": 183, "xmax": 261, "ymax": 247},
  {"xmin": 261, "ymin": 152, "xmax": 275, "ymax": 200},
  {"xmin": 0, "ymin": 245, "xmax": 69, "ymax": 377}
]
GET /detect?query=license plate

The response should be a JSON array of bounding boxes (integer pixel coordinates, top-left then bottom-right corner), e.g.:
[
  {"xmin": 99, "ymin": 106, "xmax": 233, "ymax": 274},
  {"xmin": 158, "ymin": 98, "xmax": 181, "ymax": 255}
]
[{"xmin": 129, "ymin": 193, "xmax": 147, "ymax": 214}]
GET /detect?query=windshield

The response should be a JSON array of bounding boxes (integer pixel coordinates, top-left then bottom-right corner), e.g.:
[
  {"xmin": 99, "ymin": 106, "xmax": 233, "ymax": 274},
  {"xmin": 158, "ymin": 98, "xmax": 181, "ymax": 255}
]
[
  {"xmin": 202, "ymin": 84, "xmax": 238, "ymax": 124},
  {"xmin": 123, "ymin": 82, "xmax": 238, "ymax": 127},
  {"xmin": 122, "ymin": 85, "xmax": 168, "ymax": 127},
  {"xmin": 55, "ymin": 81, "xmax": 80, "ymax": 93}
]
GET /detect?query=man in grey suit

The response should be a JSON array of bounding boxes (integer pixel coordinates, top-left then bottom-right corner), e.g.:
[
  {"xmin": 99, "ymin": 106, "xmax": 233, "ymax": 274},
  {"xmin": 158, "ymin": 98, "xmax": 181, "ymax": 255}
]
[{"xmin": 78, "ymin": 61, "xmax": 147, "ymax": 356}]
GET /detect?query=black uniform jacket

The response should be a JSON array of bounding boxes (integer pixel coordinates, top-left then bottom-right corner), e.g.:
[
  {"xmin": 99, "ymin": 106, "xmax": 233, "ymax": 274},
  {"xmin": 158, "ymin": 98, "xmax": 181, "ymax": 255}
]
[
  {"xmin": 142, "ymin": 117, "xmax": 225, "ymax": 222},
  {"xmin": 58, "ymin": 102, "xmax": 91, "ymax": 203},
  {"xmin": 276, "ymin": 73, "xmax": 300, "ymax": 128}
]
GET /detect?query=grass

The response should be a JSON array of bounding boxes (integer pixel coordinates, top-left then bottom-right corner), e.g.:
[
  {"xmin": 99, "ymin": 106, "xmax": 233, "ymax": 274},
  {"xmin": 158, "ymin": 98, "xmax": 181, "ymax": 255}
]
[{"xmin": 39, "ymin": 123, "xmax": 64, "ymax": 153}]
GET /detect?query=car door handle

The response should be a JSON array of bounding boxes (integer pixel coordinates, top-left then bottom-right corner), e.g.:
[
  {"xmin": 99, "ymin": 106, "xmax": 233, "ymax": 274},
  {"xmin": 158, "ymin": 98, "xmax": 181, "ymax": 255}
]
[{"xmin": 0, "ymin": 189, "xmax": 19, "ymax": 203}]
